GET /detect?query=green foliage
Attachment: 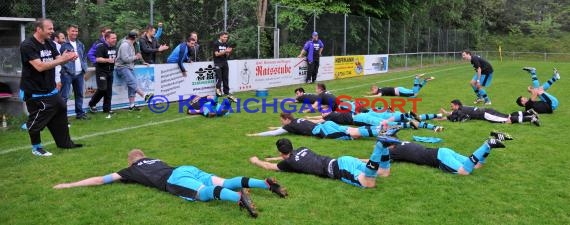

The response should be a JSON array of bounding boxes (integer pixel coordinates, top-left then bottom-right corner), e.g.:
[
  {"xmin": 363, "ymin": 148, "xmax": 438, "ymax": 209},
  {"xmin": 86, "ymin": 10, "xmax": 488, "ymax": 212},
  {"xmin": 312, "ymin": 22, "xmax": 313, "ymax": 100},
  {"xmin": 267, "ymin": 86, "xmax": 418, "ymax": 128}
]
[
  {"xmin": 523, "ymin": 16, "xmax": 562, "ymax": 37},
  {"xmin": 487, "ymin": 32, "xmax": 570, "ymax": 53}
]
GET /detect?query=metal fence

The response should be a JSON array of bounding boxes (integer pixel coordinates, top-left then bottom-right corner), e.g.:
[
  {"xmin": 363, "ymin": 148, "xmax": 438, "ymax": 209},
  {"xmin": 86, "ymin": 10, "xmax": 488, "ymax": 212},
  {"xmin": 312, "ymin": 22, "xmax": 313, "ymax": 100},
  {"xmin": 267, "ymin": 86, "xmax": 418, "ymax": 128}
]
[{"xmin": 1, "ymin": 0, "xmax": 569, "ymax": 65}]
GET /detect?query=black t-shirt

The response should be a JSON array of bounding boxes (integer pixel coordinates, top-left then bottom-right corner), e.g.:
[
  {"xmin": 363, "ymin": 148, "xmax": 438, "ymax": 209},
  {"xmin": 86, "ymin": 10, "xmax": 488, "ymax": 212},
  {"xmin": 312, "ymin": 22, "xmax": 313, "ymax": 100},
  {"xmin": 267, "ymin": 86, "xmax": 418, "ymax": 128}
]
[
  {"xmin": 470, "ymin": 56, "xmax": 493, "ymax": 74},
  {"xmin": 95, "ymin": 43, "xmax": 116, "ymax": 75},
  {"xmin": 277, "ymin": 148, "xmax": 334, "ymax": 178},
  {"xmin": 458, "ymin": 106, "xmax": 485, "ymax": 120},
  {"xmin": 312, "ymin": 40, "xmax": 321, "ymax": 62},
  {"xmin": 318, "ymin": 92, "xmax": 338, "ymax": 111},
  {"xmin": 20, "ymin": 36, "xmax": 59, "ymax": 95},
  {"xmin": 323, "ymin": 111, "xmax": 354, "ymax": 125},
  {"xmin": 212, "ymin": 40, "xmax": 229, "ymax": 64},
  {"xmin": 296, "ymin": 93, "xmax": 318, "ymax": 104},
  {"xmin": 282, "ymin": 118, "xmax": 317, "ymax": 136},
  {"xmin": 390, "ymin": 142, "xmax": 439, "ymax": 168},
  {"xmin": 377, "ymin": 87, "xmax": 396, "ymax": 96},
  {"xmin": 117, "ymin": 158, "xmax": 174, "ymax": 192},
  {"xmin": 525, "ymin": 100, "xmax": 552, "ymax": 114}
]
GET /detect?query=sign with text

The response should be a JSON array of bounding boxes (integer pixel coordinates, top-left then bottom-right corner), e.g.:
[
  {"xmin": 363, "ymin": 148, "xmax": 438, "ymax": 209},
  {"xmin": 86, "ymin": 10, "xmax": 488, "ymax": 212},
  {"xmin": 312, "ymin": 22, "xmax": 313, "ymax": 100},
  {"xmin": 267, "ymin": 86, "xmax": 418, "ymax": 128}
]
[{"xmin": 333, "ymin": 55, "xmax": 365, "ymax": 79}]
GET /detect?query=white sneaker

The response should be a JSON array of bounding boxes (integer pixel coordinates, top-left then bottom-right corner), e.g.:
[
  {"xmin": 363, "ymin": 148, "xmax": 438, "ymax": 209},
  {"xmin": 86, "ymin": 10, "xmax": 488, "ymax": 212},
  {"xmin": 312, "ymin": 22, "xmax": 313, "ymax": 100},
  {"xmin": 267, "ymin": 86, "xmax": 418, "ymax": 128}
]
[
  {"xmin": 473, "ymin": 98, "xmax": 484, "ymax": 104},
  {"xmin": 32, "ymin": 148, "xmax": 53, "ymax": 157},
  {"xmin": 433, "ymin": 126, "xmax": 444, "ymax": 133},
  {"xmin": 554, "ymin": 68, "xmax": 560, "ymax": 80},
  {"xmin": 484, "ymin": 101, "xmax": 492, "ymax": 105}
]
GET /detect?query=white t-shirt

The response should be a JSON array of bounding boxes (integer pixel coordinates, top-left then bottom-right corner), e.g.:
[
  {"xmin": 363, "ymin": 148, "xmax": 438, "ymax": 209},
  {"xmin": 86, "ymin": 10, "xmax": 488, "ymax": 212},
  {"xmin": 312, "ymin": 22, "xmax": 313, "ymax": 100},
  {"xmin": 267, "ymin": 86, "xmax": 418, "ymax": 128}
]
[
  {"xmin": 69, "ymin": 40, "xmax": 82, "ymax": 74},
  {"xmin": 53, "ymin": 41, "xmax": 62, "ymax": 83}
]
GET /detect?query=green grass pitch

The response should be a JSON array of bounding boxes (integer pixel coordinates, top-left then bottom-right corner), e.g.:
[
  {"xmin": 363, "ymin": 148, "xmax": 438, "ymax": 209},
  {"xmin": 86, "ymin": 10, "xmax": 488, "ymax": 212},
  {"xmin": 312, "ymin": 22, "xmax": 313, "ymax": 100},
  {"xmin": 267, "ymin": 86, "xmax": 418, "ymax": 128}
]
[{"xmin": 1, "ymin": 60, "xmax": 569, "ymax": 224}]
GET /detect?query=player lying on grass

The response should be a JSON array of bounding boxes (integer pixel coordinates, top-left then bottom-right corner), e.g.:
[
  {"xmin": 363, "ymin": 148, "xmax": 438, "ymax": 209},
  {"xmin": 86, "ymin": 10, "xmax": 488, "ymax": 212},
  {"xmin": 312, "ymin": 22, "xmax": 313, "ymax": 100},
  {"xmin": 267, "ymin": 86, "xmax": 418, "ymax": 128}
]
[
  {"xmin": 184, "ymin": 94, "xmax": 231, "ymax": 117},
  {"xmin": 249, "ymin": 135, "xmax": 400, "ymax": 188},
  {"xmin": 440, "ymin": 99, "xmax": 540, "ymax": 126},
  {"xmin": 516, "ymin": 67, "xmax": 560, "ymax": 114},
  {"xmin": 365, "ymin": 74, "xmax": 435, "ymax": 97},
  {"xmin": 381, "ymin": 131, "xmax": 511, "ymax": 175},
  {"xmin": 246, "ymin": 113, "xmax": 399, "ymax": 140},
  {"xmin": 304, "ymin": 107, "xmax": 444, "ymax": 132},
  {"xmin": 53, "ymin": 149, "xmax": 287, "ymax": 218}
]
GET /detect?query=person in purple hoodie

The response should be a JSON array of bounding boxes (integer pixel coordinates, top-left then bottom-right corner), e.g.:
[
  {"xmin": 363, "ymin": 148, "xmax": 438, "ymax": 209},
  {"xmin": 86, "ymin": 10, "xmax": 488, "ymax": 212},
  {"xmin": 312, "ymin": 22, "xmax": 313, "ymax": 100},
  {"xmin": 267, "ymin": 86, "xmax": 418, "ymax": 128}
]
[
  {"xmin": 87, "ymin": 26, "xmax": 112, "ymax": 65},
  {"xmin": 298, "ymin": 32, "xmax": 324, "ymax": 84}
]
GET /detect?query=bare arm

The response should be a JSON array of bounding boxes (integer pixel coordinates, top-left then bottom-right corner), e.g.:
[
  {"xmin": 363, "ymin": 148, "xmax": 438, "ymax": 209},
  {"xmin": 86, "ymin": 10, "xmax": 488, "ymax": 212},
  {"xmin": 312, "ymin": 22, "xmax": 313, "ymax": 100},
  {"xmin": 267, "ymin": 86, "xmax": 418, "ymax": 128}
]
[
  {"xmin": 96, "ymin": 57, "xmax": 113, "ymax": 63},
  {"xmin": 264, "ymin": 156, "xmax": 282, "ymax": 161},
  {"xmin": 29, "ymin": 51, "xmax": 76, "ymax": 72},
  {"xmin": 298, "ymin": 49, "xmax": 307, "ymax": 58},
  {"xmin": 530, "ymin": 88, "xmax": 540, "ymax": 101},
  {"xmin": 249, "ymin": 156, "xmax": 280, "ymax": 171},
  {"xmin": 53, "ymin": 173, "xmax": 122, "ymax": 189}
]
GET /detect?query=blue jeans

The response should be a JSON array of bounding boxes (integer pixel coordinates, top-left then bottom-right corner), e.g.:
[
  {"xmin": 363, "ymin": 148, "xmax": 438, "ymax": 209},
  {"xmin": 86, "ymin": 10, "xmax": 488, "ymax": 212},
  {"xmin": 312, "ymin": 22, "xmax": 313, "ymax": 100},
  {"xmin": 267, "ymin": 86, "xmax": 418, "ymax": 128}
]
[
  {"xmin": 61, "ymin": 71, "xmax": 85, "ymax": 116},
  {"xmin": 116, "ymin": 67, "xmax": 138, "ymax": 98}
]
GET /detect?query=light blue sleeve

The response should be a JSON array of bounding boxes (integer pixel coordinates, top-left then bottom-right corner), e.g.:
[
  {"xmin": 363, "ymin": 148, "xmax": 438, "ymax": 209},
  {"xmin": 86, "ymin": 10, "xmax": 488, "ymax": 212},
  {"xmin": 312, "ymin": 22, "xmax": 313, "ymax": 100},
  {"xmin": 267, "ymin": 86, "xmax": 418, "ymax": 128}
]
[
  {"xmin": 155, "ymin": 27, "xmax": 163, "ymax": 41},
  {"xmin": 256, "ymin": 128, "xmax": 288, "ymax": 136}
]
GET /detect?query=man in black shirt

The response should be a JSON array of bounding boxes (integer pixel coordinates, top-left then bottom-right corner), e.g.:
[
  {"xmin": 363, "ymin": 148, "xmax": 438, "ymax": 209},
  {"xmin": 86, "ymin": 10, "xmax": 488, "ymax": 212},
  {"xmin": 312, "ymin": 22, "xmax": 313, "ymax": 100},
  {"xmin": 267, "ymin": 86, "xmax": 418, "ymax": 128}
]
[
  {"xmin": 139, "ymin": 24, "xmax": 169, "ymax": 64},
  {"xmin": 53, "ymin": 149, "xmax": 288, "ymax": 218},
  {"xmin": 462, "ymin": 50, "xmax": 494, "ymax": 105},
  {"xmin": 293, "ymin": 87, "xmax": 319, "ymax": 104},
  {"xmin": 247, "ymin": 113, "xmax": 401, "ymax": 140},
  {"xmin": 365, "ymin": 74, "xmax": 435, "ymax": 97},
  {"xmin": 440, "ymin": 99, "xmax": 540, "ymax": 126},
  {"xmin": 516, "ymin": 67, "xmax": 560, "ymax": 114},
  {"xmin": 301, "ymin": 83, "xmax": 338, "ymax": 113},
  {"xmin": 249, "ymin": 138, "xmax": 393, "ymax": 188},
  {"xmin": 212, "ymin": 32, "xmax": 234, "ymax": 97},
  {"xmin": 388, "ymin": 131, "xmax": 510, "ymax": 175},
  {"xmin": 88, "ymin": 31, "xmax": 117, "ymax": 115},
  {"xmin": 19, "ymin": 19, "xmax": 83, "ymax": 156}
]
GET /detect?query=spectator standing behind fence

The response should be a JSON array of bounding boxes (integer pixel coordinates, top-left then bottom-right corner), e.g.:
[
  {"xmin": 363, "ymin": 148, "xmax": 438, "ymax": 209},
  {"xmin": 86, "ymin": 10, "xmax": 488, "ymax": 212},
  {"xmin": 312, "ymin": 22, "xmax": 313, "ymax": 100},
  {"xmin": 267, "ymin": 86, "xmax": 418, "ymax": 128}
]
[
  {"xmin": 139, "ymin": 24, "xmax": 169, "ymax": 64},
  {"xmin": 87, "ymin": 26, "xmax": 112, "ymax": 65},
  {"xmin": 115, "ymin": 31, "xmax": 153, "ymax": 111},
  {"xmin": 117, "ymin": 29, "xmax": 148, "ymax": 65},
  {"xmin": 212, "ymin": 32, "xmax": 234, "ymax": 98},
  {"xmin": 298, "ymin": 32, "xmax": 324, "ymax": 84},
  {"xmin": 19, "ymin": 19, "xmax": 83, "ymax": 156},
  {"xmin": 51, "ymin": 31, "xmax": 65, "ymax": 90},
  {"xmin": 88, "ymin": 31, "xmax": 118, "ymax": 116},
  {"xmin": 167, "ymin": 37, "xmax": 197, "ymax": 77},
  {"xmin": 59, "ymin": 24, "xmax": 89, "ymax": 120},
  {"xmin": 189, "ymin": 31, "xmax": 201, "ymax": 62}
]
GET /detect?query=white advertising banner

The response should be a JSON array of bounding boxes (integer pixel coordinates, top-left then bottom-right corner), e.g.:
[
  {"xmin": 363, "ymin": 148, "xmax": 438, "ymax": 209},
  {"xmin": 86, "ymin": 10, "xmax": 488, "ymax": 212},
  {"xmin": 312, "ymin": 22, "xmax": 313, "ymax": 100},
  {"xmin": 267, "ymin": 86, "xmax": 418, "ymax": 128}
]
[
  {"xmin": 66, "ymin": 55, "xmax": 387, "ymax": 116},
  {"xmin": 363, "ymin": 54, "xmax": 389, "ymax": 75}
]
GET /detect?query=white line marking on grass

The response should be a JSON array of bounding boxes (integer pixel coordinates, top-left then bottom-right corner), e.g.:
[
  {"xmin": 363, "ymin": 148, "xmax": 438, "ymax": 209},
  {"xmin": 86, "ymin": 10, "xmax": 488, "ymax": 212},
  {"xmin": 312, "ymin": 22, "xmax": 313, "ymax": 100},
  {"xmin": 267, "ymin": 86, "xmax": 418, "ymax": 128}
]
[
  {"xmin": 1, "ymin": 65, "xmax": 464, "ymax": 155},
  {"xmin": 0, "ymin": 117, "xmax": 188, "ymax": 155}
]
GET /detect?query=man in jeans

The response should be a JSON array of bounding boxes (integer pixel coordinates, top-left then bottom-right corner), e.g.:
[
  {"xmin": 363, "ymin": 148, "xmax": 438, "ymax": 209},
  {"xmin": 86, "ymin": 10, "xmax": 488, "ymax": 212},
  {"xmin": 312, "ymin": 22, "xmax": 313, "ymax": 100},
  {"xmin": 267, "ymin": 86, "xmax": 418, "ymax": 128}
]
[
  {"xmin": 115, "ymin": 31, "xmax": 153, "ymax": 111},
  {"xmin": 60, "ymin": 24, "xmax": 89, "ymax": 120}
]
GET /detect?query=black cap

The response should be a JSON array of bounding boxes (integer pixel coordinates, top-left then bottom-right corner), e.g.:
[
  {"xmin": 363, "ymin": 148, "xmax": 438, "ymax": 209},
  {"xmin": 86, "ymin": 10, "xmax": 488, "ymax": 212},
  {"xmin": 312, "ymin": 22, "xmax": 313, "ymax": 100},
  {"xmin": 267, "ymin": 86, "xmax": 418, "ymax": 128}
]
[{"xmin": 127, "ymin": 31, "xmax": 138, "ymax": 39}]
